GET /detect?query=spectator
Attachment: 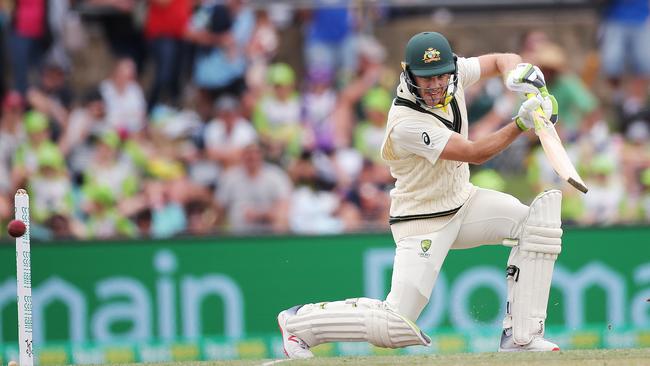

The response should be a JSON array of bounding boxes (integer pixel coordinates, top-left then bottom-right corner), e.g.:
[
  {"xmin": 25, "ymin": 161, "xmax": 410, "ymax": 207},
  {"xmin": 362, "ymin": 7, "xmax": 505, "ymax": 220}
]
[
  {"xmin": 528, "ymin": 42, "xmax": 601, "ymax": 140},
  {"xmin": 216, "ymin": 143, "xmax": 292, "ymax": 233},
  {"xmin": 132, "ymin": 207, "xmax": 153, "ymax": 237},
  {"xmin": 204, "ymin": 95, "xmax": 257, "ymax": 169},
  {"xmin": 599, "ymin": 0, "xmax": 650, "ymax": 124},
  {"xmin": 82, "ymin": 0, "xmax": 145, "ymax": 70},
  {"xmin": 560, "ymin": 187, "xmax": 587, "ymax": 226},
  {"xmin": 288, "ymin": 151, "xmax": 359, "ymax": 234},
  {"xmin": 28, "ymin": 143, "xmax": 74, "ymax": 226},
  {"xmin": 26, "ymin": 54, "xmax": 72, "ymax": 136},
  {"xmin": 140, "ymin": 136, "xmax": 187, "ymax": 183},
  {"xmin": 301, "ymin": 67, "xmax": 338, "ymax": 153},
  {"xmin": 253, "ymin": 63, "xmax": 302, "ymax": 163},
  {"xmin": 527, "ymin": 142, "xmax": 563, "ymax": 194},
  {"xmin": 138, "ymin": 106, "xmax": 217, "ymax": 191},
  {"xmin": 465, "ymin": 79, "xmax": 524, "ymax": 174},
  {"xmin": 244, "ymin": 7, "xmax": 279, "ymax": 93},
  {"xmin": 186, "ymin": 0, "xmax": 254, "ymax": 118},
  {"xmin": 47, "ymin": 0, "xmax": 78, "ymax": 62},
  {"xmin": 354, "ymin": 87, "xmax": 392, "ymax": 163},
  {"xmin": 0, "ymin": 92, "xmax": 26, "ymax": 195},
  {"xmin": 85, "ymin": 184, "xmax": 137, "ymax": 239},
  {"xmin": 118, "ymin": 171, "xmax": 202, "ymax": 239},
  {"xmin": 301, "ymin": 1, "xmax": 358, "ymax": 81},
  {"xmin": 100, "ymin": 58, "xmax": 147, "ymax": 137},
  {"xmin": 11, "ymin": 111, "xmax": 57, "ymax": 189},
  {"xmin": 44, "ymin": 214, "xmax": 79, "ymax": 239},
  {"xmin": 620, "ymin": 120, "xmax": 650, "ymax": 196},
  {"xmin": 185, "ymin": 199, "xmax": 219, "ymax": 236},
  {"xmin": 581, "ymin": 154, "xmax": 625, "ymax": 225},
  {"xmin": 343, "ymin": 160, "xmax": 390, "ymax": 230},
  {"xmin": 466, "ymin": 78, "xmax": 515, "ymax": 139},
  {"xmin": 333, "ymin": 34, "xmax": 388, "ymax": 147},
  {"xmin": 82, "ymin": 131, "xmax": 140, "ymax": 204},
  {"xmin": 8, "ymin": 0, "xmax": 50, "ymax": 95},
  {"xmin": 60, "ymin": 88, "xmax": 107, "ymax": 161},
  {"xmin": 145, "ymin": 179, "xmax": 187, "ymax": 238},
  {"xmin": 0, "ymin": 91, "xmax": 26, "ymax": 223},
  {"xmin": 144, "ymin": 0, "xmax": 191, "ymax": 109},
  {"xmin": 517, "ymin": 29, "xmax": 550, "ymax": 63}
]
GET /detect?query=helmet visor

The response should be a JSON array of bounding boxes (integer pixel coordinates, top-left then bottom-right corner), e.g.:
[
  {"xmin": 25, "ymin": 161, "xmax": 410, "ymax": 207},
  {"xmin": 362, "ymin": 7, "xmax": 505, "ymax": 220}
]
[
  {"xmin": 405, "ymin": 72, "xmax": 458, "ymax": 109},
  {"xmin": 410, "ymin": 62, "xmax": 456, "ymax": 78}
]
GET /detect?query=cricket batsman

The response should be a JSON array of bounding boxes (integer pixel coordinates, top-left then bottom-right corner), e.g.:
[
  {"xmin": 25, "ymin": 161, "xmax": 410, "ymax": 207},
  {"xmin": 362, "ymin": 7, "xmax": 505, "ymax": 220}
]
[{"xmin": 277, "ymin": 31, "xmax": 562, "ymax": 358}]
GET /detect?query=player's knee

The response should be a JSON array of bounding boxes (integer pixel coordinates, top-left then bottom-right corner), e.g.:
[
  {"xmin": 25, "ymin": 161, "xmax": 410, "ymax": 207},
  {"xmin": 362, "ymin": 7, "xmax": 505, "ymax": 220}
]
[
  {"xmin": 385, "ymin": 290, "xmax": 428, "ymax": 323},
  {"xmin": 521, "ymin": 190, "xmax": 563, "ymax": 253}
]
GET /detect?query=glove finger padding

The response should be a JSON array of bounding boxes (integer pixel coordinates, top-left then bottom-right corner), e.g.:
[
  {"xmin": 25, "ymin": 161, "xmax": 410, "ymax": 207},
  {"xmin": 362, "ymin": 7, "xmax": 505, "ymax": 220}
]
[
  {"xmin": 506, "ymin": 63, "xmax": 546, "ymax": 95},
  {"xmin": 522, "ymin": 96, "xmax": 542, "ymax": 113},
  {"xmin": 546, "ymin": 94, "xmax": 558, "ymax": 124},
  {"xmin": 515, "ymin": 97, "xmax": 542, "ymax": 131},
  {"xmin": 532, "ymin": 65, "xmax": 546, "ymax": 87},
  {"xmin": 532, "ymin": 93, "xmax": 557, "ymax": 124}
]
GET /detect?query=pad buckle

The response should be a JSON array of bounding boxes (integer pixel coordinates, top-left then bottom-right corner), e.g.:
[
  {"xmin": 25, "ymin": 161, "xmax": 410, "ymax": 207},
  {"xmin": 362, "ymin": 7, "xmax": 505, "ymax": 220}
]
[{"xmin": 506, "ymin": 265, "xmax": 520, "ymax": 282}]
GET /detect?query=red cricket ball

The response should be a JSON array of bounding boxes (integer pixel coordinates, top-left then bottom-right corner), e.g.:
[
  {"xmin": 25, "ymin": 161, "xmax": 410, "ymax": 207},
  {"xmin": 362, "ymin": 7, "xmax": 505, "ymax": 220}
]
[{"xmin": 7, "ymin": 220, "xmax": 26, "ymax": 238}]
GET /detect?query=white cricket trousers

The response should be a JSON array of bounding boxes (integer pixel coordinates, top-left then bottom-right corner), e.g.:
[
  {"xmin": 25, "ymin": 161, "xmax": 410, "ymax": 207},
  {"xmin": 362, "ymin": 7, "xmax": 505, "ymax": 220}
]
[{"xmin": 385, "ymin": 187, "xmax": 529, "ymax": 321}]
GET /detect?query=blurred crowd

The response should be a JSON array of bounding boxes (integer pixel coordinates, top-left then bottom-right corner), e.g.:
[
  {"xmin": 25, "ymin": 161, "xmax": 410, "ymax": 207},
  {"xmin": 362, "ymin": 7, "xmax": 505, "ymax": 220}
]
[{"xmin": 0, "ymin": 0, "xmax": 649, "ymax": 240}]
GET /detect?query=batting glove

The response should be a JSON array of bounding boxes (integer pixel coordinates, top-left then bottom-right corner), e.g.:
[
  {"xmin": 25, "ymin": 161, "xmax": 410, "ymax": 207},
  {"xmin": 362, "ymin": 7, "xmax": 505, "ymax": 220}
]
[
  {"xmin": 515, "ymin": 97, "xmax": 540, "ymax": 131},
  {"xmin": 506, "ymin": 63, "xmax": 546, "ymax": 95}
]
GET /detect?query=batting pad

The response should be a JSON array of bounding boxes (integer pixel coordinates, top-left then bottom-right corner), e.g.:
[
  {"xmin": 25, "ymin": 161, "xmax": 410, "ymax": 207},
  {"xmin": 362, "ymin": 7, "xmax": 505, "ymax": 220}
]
[
  {"xmin": 285, "ymin": 298, "xmax": 431, "ymax": 348},
  {"xmin": 503, "ymin": 190, "xmax": 562, "ymax": 345}
]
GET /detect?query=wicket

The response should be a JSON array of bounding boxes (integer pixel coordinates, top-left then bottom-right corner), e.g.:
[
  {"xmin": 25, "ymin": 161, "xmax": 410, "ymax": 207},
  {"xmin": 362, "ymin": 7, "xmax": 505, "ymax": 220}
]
[{"xmin": 14, "ymin": 189, "xmax": 33, "ymax": 366}]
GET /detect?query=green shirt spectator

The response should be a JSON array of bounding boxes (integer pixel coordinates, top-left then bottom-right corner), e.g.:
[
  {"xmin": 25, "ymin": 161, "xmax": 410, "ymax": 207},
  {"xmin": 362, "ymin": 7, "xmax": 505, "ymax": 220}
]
[
  {"xmin": 548, "ymin": 74, "xmax": 598, "ymax": 133},
  {"xmin": 354, "ymin": 87, "xmax": 392, "ymax": 163},
  {"xmin": 83, "ymin": 131, "xmax": 139, "ymax": 201},
  {"xmin": 13, "ymin": 111, "xmax": 53, "ymax": 174},
  {"xmin": 253, "ymin": 63, "xmax": 302, "ymax": 160},
  {"xmin": 28, "ymin": 144, "xmax": 74, "ymax": 224},
  {"xmin": 84, "ymin": 184, "xmax": 137, "ymax": 239}
]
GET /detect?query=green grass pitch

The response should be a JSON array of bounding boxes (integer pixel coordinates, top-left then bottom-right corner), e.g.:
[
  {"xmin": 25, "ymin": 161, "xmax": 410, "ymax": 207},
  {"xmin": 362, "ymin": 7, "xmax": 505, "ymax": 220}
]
[{"xmin": 113, "ymin": 348, "xmax": 650, "ymax": 366}]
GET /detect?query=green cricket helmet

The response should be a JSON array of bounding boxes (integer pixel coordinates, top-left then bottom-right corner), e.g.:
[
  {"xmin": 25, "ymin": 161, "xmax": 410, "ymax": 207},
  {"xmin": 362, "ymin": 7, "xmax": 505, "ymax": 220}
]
[{"xmin": 402, "ymin": 32, "xmax": 458, "ymax": 109}]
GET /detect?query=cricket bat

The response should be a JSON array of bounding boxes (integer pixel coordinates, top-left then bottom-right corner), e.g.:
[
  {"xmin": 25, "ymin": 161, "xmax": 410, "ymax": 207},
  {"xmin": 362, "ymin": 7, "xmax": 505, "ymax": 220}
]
[
  {"xmin": 518, "ymin": 70, "xmax": 588, "ymax": 194},
  {"xmin": 532, "ymin": 109, "xmax": 588, "ymax": 194}
]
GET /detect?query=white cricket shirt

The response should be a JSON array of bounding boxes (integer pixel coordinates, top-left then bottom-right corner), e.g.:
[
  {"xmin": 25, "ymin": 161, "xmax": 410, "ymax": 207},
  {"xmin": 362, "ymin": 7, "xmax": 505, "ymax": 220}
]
[{"xmin": 381, "ymin": 57, "xmax": 481, "ymax": 241}]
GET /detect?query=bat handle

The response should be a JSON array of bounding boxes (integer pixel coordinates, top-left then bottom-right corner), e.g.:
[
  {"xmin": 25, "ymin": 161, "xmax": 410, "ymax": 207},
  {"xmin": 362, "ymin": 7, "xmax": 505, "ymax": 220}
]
[{"xmin": 525, "ymin": 92, "xmax": 559, "ymax": 124}]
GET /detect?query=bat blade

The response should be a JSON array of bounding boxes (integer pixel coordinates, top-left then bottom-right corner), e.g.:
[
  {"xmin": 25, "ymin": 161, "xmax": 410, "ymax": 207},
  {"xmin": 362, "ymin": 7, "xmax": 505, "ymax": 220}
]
[{"xmin": 533, "ymin": 112, "xmax": 588, "ymax": 194}]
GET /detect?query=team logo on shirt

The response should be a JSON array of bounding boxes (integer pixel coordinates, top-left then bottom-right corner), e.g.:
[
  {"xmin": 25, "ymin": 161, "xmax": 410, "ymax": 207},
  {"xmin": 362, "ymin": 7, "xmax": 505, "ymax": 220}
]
[
  {"xmin": 422, "ymin": 48, "xmax": 441, "ymax": 63},
  {"xmin": 422, "ymin": 132, "xmax": 430, "ymax": 145},
  {"xmin": 420, "ymin": 239, "xmax": 432, "ymax": 258}
]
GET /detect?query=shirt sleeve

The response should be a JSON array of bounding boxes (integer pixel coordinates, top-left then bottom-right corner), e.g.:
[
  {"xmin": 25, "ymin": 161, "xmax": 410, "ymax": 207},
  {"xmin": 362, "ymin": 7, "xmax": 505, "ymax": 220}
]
[
  {"xmin": 457, "ymin": 57, "xmax": 481, "ymax": 89},
  {"xmin": 390, "ymin": 120, "xmax": 453, "ymax": 166}
]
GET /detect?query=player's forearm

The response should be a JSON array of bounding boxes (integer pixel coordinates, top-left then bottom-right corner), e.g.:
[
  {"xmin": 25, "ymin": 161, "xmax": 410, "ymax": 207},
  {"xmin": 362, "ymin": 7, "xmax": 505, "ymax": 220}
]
[
  {"xmin": 497, "ymin": 53, "xmax": 523, "ymax": 77},
  {"xmin": 478, "ymin": 53, "xmax": 524, "ymax": 78},
  {"xmin": 469, "ymin": 121, "xmax": 522, "ymax": 164}
]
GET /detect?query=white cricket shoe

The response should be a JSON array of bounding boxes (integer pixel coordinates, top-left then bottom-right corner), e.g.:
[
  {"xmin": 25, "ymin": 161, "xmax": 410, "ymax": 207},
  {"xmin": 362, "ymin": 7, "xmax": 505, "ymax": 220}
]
[
  {"xmin": 277, "ymin": 306, "xmax": 314, "ymax": 359},
  {"xmin": 498, "ymin": 328, "xmax": 560, "ymax": 352}
]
